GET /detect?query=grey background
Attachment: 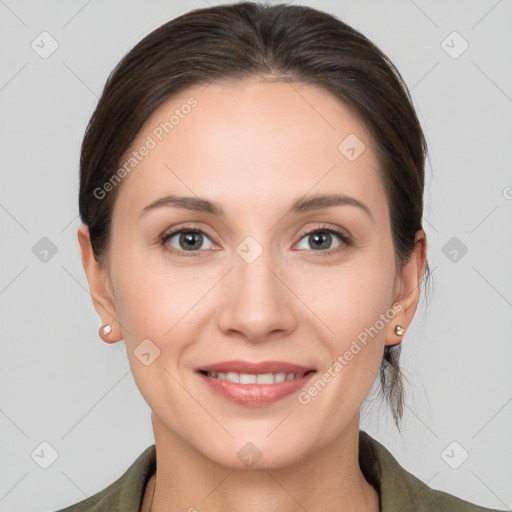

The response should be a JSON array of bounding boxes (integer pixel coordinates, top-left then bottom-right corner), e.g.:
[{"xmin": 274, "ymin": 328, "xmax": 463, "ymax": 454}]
[{"xmin": 0, "ymin": 0, "xmax": 511, "ymax": 511}]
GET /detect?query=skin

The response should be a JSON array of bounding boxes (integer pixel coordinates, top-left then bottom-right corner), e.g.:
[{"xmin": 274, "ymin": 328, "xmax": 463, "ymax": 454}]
[{"xmin": 78, "ymin": 77, "xmax": 427, "ymax": 512}]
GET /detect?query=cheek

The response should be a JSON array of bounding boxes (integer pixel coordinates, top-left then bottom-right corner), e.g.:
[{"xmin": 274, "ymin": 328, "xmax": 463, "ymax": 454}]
[
  {"xmin": 298, "ymin": 250, "xmax": 396, "ymax": 344},
  {"xmin": 107, "ymin": 251, "xmax": 196, "ymax": 411},
  {"xmin": 302, "ymin": 247, "xmax": 397, "ymax": 391},
  {"xmin": 109, "ymin": 248, "xmax": 218, "ymax": 387},
  {"xmin": 110, "ymin": 243, "xmax": 204, "ymax": 337},
  {"xmin": 333, "ymin": 269, "xmax": 395, "ymax": 341}
]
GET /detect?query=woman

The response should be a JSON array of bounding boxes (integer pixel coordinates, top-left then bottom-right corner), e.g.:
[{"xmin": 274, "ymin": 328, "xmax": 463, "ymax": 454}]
[{"xmin": 57, "ymin": 2, "xmax": 504, "ymax": 511}]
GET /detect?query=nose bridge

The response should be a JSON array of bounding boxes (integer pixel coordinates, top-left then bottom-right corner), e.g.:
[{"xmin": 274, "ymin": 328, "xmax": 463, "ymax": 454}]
[
  {"xmin": 237, "ymin": 241, "xmax": 277, "ymax": 296},
  {"xmin": 216, "ymin": 235, "xmax": 295, "ymax": 341}
]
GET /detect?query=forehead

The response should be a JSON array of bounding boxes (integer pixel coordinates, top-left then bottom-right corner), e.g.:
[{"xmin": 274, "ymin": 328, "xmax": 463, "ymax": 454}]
[{"xmin": 113, "ymin": 77, "xmax": 387, "ymax": 223}]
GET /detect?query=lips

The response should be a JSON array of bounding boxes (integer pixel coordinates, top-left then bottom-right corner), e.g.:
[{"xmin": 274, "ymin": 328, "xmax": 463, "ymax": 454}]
[{"xmin": 195, "ymin": 360, "xmax": 317, "ymax": 407}]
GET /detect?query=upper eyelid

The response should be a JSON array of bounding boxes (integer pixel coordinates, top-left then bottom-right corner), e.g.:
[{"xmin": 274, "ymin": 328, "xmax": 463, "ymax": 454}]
[
  {"xmin": 297, "ymin": 224, "xmax": 351, "ymax": 239},
  {"xmin": 161, "ymin": 224, "xmax": 217, "ymax": 243}
]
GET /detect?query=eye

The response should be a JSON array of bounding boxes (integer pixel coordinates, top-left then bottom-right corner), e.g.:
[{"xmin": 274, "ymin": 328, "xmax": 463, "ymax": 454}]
[
  {"xmin": 295, "ymin": 225, "xmax": 352, "ymax": 256},
  {"xmin": 160, "ymin": 224, "xmax": 216, "ymax": 256},
  {"xmin": 159, "ymin": 223, "xmax": 352, "ymax": 258}
]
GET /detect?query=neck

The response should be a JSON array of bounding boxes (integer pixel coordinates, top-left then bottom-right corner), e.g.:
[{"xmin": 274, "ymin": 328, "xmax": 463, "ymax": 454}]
[{"xmin": 146, "ymin": 415, "xmax": 379, "ymax": 512}]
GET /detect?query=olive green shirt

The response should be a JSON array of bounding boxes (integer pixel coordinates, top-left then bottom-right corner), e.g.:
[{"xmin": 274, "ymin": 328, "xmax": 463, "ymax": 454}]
[{"xmin": 56, "ymin": 430, "xmax": 504, "ymax": 511}]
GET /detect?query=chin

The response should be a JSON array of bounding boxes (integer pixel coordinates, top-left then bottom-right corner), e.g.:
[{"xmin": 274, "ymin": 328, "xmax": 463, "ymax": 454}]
[{"xmin": 193, "ymin": 431, "xmax": 315, "ymax": 471}]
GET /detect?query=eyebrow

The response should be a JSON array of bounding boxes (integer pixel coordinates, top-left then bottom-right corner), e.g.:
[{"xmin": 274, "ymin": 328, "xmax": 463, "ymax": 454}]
[{"xmin": 140, "ymin": 193, "xmax": 373, "ymax": 220}]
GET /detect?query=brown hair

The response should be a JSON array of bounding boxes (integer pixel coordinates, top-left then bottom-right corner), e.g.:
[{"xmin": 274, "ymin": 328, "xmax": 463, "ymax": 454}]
[{"xmin": 79, "ymin": 1, "xmax": 430, "ymax": 429}]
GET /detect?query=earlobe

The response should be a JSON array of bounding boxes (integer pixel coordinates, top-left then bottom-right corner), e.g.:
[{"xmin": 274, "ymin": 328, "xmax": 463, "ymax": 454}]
[
  {"xmin": 77, "ymin": 223, "xmax": 121, "ymax": 343},
  {"xmin": 385, "ymin": 307, "xmax": 406, "ymax": 347},
  {"xmin": 394, "ymin": 325, "xmax": 405, "ymax": 336},
  {"xmin": 385, "ymin": 230, "xmax": 427, "ymax": 346},
  {"xmin": 98, "ymin": 323, "xmax": 118, "ymax": 344}
]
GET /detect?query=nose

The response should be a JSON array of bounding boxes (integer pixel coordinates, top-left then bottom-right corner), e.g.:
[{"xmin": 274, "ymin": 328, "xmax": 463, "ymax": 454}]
[{"xmin": 215, "ymin": 246, "xmax": 297, "ymax": 343}]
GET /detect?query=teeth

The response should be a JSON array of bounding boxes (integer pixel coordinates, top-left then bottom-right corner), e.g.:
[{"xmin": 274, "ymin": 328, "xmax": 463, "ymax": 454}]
[
  {"xmin": 257, "ymin": 373, "xmax": 277, "ymax": 384},
  {"xmin": 240, "ymin": 373, "xmax": 257, "ymax": 384},
  {"xmin": 205, "ymin": 371, "xmax": 306, "ymax": 384},
  {"xmin": 226, "ymin": 371, "xmax": 239, "ymax": 382}
]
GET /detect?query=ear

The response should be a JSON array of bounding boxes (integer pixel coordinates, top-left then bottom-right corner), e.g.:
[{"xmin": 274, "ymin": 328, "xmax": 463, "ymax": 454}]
[
  {"xmin": 77, "ymin": 223, "xmax": 121, "ymax": 343},
  {"xmin": 385, "ymin": 229, "xmax": 427, "ymax": 346}
]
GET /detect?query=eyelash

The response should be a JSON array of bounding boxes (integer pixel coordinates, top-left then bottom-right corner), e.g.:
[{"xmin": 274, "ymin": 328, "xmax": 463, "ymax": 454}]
[{"xmin": 159, "ymin": 223, "xmax": 353, "ymax": 258}]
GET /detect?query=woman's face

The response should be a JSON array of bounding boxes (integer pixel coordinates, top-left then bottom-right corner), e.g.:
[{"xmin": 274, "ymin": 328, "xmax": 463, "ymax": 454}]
[{"xmin": 82, "ymin": 77, "xmax": 422, "ymax": 468}]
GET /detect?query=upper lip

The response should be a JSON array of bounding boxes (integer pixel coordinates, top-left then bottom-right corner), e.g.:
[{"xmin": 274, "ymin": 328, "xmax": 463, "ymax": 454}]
[{"xmin": 196, "ymin": 360, "xmax": 315, "ymax": 374}]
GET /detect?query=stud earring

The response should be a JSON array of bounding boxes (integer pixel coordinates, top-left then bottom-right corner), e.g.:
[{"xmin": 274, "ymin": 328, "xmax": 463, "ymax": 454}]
[
  {"xmin": 101, "ymin": 324, "xmax": 112, "ymax": 335},
  {"xmin": 394, "ymin": 325, "xmax": 405, "ymax": 336}
]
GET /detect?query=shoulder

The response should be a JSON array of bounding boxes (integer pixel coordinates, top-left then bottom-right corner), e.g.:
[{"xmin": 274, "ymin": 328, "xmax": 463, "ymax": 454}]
[
  {"xmin": 359, "ymin": 430, "xmax": 505, "ymax": 512},
  {"xmin": 54, "ymin": 445, "xmax": 156, "ymax": 512}
]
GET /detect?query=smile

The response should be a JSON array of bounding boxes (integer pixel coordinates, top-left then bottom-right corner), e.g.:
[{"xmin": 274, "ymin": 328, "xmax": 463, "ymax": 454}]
[
  {"xmin": 200, "ymin": 370, "xmax": 310, "ymax": 384},
  {"xmin": 195, "ymin": 360, "xmax": 317, "ymax": 406}
]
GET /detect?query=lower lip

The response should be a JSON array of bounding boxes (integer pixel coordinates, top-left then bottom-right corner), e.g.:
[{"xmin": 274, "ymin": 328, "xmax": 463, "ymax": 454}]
[{"xmin": 197, "ymin": 372, "xmax": 316, "ymax": 407}]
